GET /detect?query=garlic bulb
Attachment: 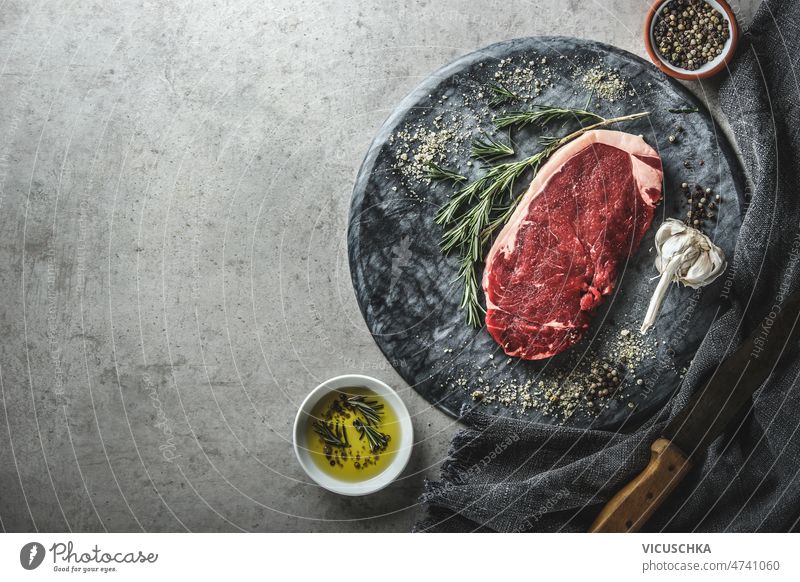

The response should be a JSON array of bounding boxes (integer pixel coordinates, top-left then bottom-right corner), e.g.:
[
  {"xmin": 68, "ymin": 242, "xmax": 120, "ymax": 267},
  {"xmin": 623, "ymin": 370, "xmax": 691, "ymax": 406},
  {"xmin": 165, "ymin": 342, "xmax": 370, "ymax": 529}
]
[{"xmin": 640, "ymin": 219, "xmax": 726, "ymax": 333}]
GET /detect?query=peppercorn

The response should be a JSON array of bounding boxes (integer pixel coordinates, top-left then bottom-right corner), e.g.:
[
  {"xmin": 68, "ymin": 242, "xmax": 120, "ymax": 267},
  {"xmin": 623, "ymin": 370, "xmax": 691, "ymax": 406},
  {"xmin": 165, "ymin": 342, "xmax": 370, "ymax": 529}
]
[{"xmin": 653, "ymin": 0, "xmax": 730, "ymax": 71}]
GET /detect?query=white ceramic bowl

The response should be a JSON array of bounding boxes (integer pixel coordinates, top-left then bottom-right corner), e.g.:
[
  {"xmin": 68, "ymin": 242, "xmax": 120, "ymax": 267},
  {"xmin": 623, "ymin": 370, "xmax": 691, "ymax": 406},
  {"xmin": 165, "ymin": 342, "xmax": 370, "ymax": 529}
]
[
  {"xmin": 644, "ymin": 0, "xmax": 739, "ymax": 80},
  {"xmin": 293, "ymin": 374, "xmax": 414, "ymax": 496}
]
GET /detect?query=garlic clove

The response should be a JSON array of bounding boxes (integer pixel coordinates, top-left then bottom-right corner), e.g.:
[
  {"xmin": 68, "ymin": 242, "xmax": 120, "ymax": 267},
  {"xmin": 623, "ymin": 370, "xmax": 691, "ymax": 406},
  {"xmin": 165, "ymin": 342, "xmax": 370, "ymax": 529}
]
[
  {"xmin": 660, "ymin": 230, "xmax": 693, "ymax": 261},
  {"xmin": 683, "ymin": 254, "xmax": 713, "ymax": 287},
  {"xmin": 655, "ymin": 218, "xmax": 685, "ymax": 246}
]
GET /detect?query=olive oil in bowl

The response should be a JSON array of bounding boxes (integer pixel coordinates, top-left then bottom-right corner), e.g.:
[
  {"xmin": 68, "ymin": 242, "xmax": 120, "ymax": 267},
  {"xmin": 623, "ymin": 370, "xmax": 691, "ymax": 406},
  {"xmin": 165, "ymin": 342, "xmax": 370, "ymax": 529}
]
[
  {"xmin": 294, "ymin": 374, "xmax": 413, "ymax": 495},
  {"xmin": 304, "ymin": 387, "xmax": 401, "ymax": 482}
]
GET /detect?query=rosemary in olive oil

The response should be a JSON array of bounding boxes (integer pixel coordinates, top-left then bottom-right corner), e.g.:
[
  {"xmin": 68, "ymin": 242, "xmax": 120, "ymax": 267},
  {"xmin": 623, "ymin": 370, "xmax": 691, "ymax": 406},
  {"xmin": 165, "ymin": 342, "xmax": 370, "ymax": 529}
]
[{"xmin": 304, "ymin": 388, "xmax": 400, "ymax": 481}]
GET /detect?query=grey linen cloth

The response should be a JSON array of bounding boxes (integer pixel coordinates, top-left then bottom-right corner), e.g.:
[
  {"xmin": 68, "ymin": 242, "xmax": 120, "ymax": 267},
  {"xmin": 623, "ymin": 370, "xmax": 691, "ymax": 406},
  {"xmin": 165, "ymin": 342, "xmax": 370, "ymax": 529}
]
[{"xmin": 416, "ymin": 0, "xmax": 800, "ymax": 533}]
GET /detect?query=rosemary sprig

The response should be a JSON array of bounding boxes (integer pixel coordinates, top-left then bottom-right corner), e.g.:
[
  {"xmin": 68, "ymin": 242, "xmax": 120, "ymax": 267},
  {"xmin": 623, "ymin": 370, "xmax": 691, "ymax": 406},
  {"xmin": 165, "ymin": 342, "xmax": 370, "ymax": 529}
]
[
  {"xmin": 346, "ymin": 394, "xmax": 384, "ymax": 425},
  {"xmin": 437, "ymin": 110, "xmax": 650, "ymax": 326},
  {"xmin": 426, "ymin": 162, "xmax": 467, "ymax": 183},
  {"xmin": 312, "ymin": 420, "xmax": 348, "ymax": 448},
  {"xmin": 537, "ymin": 134, "xmax": 562, "ymax": 149},
  {"xmin": 471, "ymin": 133, "xmax": 514, "ymax": 162},
  {"xmin": 457, "ymin": 256, "xmax": 484, "ymax": 327},
  {"xmin": 668, "ymin": 107, "xmax": 699, "ymax": 114},
  {"xmin": 353, "ymin": 419, "xmax": 390, "ymax": 452},
  {"xmin": 488, "ymin": 83, "xmax": 518, "ymax": 106},
  {"xmin": 494, "ymin": 105, "xmax": 603, "ymax": 130}
]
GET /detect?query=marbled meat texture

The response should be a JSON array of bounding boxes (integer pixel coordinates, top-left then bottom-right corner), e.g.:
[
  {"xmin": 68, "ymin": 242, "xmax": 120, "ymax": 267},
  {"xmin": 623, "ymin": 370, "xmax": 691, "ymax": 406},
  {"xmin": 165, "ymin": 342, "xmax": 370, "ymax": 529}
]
[{"xmin": 482, "ymin": 129, "xmax": 663, "ymax": 360}]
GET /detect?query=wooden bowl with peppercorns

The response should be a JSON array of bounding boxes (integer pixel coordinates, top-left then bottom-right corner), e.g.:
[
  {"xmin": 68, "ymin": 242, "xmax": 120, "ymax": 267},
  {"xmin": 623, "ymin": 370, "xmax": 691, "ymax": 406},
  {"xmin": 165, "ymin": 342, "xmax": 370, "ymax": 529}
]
[{"xmin": 644, "ymin": 0, "xmax": 739, "ymax": 80}]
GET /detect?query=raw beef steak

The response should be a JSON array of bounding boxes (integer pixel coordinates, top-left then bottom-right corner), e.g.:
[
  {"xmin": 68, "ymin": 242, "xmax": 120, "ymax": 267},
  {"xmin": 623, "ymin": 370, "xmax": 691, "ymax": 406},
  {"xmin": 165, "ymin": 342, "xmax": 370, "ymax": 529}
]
[{"xmin": 482, "ymin": 129, "xmax": 663, "ymax": 360}]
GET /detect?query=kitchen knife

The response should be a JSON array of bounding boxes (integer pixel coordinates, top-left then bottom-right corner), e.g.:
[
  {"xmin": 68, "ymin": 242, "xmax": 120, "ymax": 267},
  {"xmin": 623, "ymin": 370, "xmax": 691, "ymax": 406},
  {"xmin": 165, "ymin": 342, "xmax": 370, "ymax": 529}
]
[{"xmin": 590, "ymin": 290, "xmax": 800, "ymax": 533}]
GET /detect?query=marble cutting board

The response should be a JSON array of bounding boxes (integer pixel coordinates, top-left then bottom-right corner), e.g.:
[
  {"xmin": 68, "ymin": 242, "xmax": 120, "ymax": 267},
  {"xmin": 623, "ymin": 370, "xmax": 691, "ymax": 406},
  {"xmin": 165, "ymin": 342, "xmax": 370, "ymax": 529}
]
[{"xmin": 348, "ymin": 37, "xmax": 745, "ymax": 430}]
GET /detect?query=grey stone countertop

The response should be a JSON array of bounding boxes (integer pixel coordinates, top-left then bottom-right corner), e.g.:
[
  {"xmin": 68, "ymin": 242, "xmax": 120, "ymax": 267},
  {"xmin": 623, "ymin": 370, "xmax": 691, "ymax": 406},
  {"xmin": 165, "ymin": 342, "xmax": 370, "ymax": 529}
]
[{"xmin": 0, "ymin": 0, "xmax": 758, "ymax": 532}]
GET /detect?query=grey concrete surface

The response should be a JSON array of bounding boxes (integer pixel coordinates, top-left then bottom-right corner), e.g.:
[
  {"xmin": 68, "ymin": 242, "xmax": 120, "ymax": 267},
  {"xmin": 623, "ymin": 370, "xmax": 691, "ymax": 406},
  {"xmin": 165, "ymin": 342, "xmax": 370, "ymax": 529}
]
[{"xmin": 0, "ymin": 0, "xmax": 758, "ymax": 532}]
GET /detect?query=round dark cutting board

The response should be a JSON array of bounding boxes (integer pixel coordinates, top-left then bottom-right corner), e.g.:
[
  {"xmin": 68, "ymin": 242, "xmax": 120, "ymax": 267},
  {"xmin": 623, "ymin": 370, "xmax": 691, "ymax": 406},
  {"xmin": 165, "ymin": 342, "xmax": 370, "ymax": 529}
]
[{"xmin": 348, "ymin": 37, "xmax": 745, "ymax": 430}]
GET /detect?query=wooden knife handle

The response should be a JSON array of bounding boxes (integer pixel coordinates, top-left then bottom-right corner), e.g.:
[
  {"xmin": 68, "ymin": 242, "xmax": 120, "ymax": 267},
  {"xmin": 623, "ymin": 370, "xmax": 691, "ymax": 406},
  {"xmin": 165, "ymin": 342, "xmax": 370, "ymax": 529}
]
[{"xmin": 589, "ymin": 438, "xmax": 692, "ymax": 533}]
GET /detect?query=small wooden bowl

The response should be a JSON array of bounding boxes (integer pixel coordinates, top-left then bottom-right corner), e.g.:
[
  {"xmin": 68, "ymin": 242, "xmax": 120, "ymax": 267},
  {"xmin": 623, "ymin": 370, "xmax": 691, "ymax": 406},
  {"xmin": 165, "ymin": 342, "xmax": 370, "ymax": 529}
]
[{"xmin": 643, "ymin": 0, "xmax": 739, "ymax": 80}]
